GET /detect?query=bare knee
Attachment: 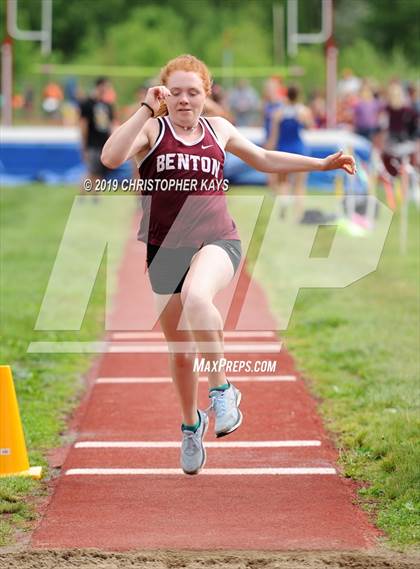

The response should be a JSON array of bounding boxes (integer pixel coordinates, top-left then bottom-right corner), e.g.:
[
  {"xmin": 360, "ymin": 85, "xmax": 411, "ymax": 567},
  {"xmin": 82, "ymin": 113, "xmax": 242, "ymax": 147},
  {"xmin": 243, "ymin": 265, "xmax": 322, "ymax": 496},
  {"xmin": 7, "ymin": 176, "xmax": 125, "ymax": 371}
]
[
  {"xmin": 170, "ymin": 350, "xmax": 196, "ymax": 371},
  {"xmin": 181, "ymin": 288, "xmax": 210, "ymax": 319}
]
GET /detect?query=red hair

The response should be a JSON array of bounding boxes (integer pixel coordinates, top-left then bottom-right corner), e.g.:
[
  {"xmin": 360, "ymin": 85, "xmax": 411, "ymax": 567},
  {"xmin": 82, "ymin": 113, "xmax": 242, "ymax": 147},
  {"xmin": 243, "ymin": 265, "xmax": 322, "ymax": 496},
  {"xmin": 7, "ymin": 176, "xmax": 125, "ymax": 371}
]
[{"xmin": 156, "ymin": 54, "xmax": 212, "ymax": 117}]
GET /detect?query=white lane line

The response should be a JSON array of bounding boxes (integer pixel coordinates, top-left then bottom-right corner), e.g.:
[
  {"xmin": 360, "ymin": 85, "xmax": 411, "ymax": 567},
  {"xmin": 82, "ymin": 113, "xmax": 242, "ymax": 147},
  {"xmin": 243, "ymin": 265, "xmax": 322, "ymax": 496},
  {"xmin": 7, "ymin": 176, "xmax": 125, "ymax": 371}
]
[
  {"xmin": 27, "ymin": 340, "xmax": 282, "ymax": 354},
  {"xmin": 107, "ymin": 343, "xmax": 281, "ymax": 353},
  {"xmin": 65, "ymin": 467, "xmax": 336, "ymax": 476},
  {"xmin": 74, "ymin": 440, "xmax": 321, "ymax": 449},
  {"xmin": 27, "ymin": 342, "xmax": 107, "ymax": 353},
  {"xmin": 96, "ymin": 375, "xmax": 296, "ymax": 384},
  {"xmin": 111, "ymin": 331, "xmax": 277, "ymax": 340}
]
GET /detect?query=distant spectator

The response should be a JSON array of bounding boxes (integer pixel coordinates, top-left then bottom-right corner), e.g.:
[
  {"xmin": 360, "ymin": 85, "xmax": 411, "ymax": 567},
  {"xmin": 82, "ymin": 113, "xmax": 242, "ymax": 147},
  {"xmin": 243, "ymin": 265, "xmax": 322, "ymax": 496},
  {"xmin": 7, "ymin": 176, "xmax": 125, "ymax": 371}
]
[
  {"xmin": 103, "ymin": 83, "xmax": 117, "ymax": 105},
  {"xmin": 62, "ymin": 77, "xmax": 82, "ymax": 125},
  {"xmin": 337, "ymin": 92, "xmax": 356, "ymax": 129},
  {"xmin": 228, "ymin": 79, "xmax": 260, "ymax": 126},
  {"xmin": 381, "ymin": 81, "xmax": 418, "ymax": 176},
  {"xmin": 42, "ymin": 81, "xmax": 64, "ymax": 120},
  {"xmin": 64, "ymin": 77, "xmax": 80, "ymax": 105},
  {"xmin": 384, "ymin": 82, "xmax": 417, "ymax": 143},
  {"xmin": 79, "ymin": 77, "xmax": 116, "ymax": 194},
  {"xmin": 338, "ymin": 68, "xmax": 362, "ymax": 98},
  {"xmin": 308, "ymin": 89, "xmax": 327, "ymax": 129},
  {"xmin": 406, "ymin": 83, "xmax": 420, "ymax": 168},
  {"xmin": 406, "ymin": 83, "xmax": 420, "ymax": 157},
  {"xmin": 266, "ymin": 85, "xmax": 314, "ymax": 221},
  {"xmin": 209, "ymin": 82, "xmax": 227, "ymax": 107},
  {"xmin": 271, "ymin": 75, "xmax": 288, "ymax": 100},
  {"xmin": 204, "ymin": 82, "xmax": 233, "ymax": 121},
  {"xmin": 262, "ymin": 76, "xmax": 284, "ymax": 139},
  {"xmin": 353, "ymin": 84, "xmax": 383, "ymax": 140},
  {"xmin": 12, "ymin": 93, "xmax": 24, "ymax": 110},
  {"xmin": 407, "ymin": 82, "xmax": 420, "ymax": 115}
]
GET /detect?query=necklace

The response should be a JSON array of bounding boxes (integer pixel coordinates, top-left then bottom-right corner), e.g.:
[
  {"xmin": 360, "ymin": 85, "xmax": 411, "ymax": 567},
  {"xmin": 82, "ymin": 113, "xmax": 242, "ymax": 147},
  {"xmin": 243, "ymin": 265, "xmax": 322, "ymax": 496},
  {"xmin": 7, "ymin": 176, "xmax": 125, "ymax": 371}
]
[{"xmin": 172, "ymin": 119, "xmax": 200, "ymax": 133}]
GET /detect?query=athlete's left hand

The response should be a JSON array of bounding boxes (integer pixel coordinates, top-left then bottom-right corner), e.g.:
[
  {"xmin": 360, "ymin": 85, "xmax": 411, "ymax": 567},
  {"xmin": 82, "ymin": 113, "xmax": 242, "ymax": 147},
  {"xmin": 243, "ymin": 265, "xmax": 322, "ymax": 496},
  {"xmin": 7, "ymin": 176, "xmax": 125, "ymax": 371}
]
[{"xmin": 322, "ymin": 151, "xmax": 356, "ymax": 175}]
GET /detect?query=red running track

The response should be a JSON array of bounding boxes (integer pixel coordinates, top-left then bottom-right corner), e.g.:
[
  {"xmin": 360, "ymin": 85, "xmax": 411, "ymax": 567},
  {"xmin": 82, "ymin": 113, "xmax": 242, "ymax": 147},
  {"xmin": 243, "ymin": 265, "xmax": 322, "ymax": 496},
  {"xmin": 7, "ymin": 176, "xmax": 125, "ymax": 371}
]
[{"xmin": 31, "ymin": 228, "xmax": 381, "ymax": 551}]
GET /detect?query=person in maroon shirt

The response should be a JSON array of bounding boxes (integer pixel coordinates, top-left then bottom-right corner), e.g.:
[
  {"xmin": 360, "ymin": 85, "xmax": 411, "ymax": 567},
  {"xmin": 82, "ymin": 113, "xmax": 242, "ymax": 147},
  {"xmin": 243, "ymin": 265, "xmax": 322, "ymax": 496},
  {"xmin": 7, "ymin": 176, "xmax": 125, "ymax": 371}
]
[
  {"xmin": 101, "ymin": 54, "xmax": 355, "ymax": 475},
  {"xmin": 381, "ymin": 82, "xmax": 418, "ymax": 176}
]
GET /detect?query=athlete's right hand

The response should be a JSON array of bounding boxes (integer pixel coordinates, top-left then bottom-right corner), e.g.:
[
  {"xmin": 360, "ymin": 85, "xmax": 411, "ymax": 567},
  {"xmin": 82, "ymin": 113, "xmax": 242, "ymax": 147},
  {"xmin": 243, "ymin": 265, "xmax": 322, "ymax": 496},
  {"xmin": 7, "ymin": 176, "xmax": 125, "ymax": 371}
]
[{"xmin": 144, "ymin": 86, "xmax": 171, "ymax": 116}]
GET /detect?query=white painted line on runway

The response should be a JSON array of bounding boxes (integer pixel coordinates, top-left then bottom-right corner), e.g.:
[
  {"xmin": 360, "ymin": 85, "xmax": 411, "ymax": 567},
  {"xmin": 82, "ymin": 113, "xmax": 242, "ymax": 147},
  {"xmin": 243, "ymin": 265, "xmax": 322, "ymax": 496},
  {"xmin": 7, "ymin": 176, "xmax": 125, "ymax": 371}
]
[
  {"xmin": 65, "ymin": 467, "xmax": 336, "ymax": 476},
  {"xmin": 111, "ymin": 331, "xmax": 277, "ymax": 340},
  {"xmin": 95, "ymin": 375, "xmax": 296, "ymax": 384},
  {"xmin": 108, "ymin": 344, "xmax": 167, "ymax": 353},
  {"xmin": 107, "ymin": 343, "xmax": 282, "ymax": 353},
  {"xmin": 27, "ymin": 342, "xmax": 107, "ymax": 353},
  {"xmin": 74, "ymin": 440, "xmax": 321, "ymax": 449},
  {"xmin": 27, "ymin": 340, "xmax": 281, "ymax": 354}
]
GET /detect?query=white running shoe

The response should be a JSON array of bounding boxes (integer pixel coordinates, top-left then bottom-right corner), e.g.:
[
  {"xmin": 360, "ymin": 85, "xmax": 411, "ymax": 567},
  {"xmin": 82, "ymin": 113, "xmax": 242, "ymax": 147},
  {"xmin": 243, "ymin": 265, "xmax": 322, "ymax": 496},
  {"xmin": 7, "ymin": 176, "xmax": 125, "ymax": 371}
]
[
  {"xmin": 180, "ymin": 409, "xmax": 208, "ymax": 475},
  {"xmin": 208, "ymin": 381, "xmax": 243, "ymax": 438}
]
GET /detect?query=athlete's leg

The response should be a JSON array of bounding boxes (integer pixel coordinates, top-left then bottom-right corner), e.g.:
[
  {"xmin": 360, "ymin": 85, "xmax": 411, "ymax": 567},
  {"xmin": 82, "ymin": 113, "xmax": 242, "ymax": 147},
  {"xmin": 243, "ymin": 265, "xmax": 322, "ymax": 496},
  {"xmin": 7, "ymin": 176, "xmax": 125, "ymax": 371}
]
[
  {"xmin": 276, "ymin": 172, "xmax": 291, "ymax": 218},
  {"xmin": 267, "ymin": 172, "xmax": 279, "ymax": 197},
  {"xmin": 180, "ymin": 244, "xmax": 235, "ymax": 389},
  {"xmin": 153, "ymin": 292, "xmax": 199, "ymax": 426}
]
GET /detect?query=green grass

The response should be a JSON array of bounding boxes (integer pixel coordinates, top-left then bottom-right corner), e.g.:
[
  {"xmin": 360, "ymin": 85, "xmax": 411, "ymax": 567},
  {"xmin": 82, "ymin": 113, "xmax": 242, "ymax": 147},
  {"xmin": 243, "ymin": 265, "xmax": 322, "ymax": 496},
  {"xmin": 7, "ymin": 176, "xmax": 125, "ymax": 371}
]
[
  {"xmin": 0, "ymin": 186, "xmax": 134, "ymax": 545},
  {"xmin": 228, "ymin": 187, "xmax": 420, "ymax": 547}
]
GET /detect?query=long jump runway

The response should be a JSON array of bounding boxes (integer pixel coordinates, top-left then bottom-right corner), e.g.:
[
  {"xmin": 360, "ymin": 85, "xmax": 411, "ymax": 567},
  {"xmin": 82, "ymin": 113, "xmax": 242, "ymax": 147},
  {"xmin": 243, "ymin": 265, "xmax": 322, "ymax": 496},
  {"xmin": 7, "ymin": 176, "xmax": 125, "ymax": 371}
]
[{"xmin": 31, "ymin": 232, "xmax": 380, "ymax": 551}]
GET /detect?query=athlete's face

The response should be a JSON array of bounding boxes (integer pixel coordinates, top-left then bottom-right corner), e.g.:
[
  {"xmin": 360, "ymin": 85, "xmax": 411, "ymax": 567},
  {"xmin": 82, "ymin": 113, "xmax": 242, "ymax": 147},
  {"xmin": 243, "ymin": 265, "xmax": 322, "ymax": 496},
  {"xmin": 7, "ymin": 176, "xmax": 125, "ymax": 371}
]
[{"xmin": 165, "ymin": 71, "xmax": 206, "ymax": 124}]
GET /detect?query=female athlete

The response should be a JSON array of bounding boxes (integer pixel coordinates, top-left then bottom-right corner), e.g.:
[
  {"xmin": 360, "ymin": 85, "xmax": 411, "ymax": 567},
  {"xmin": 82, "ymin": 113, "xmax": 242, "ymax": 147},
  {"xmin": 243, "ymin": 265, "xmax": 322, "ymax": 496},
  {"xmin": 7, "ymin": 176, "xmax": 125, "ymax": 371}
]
[
  {"xmin": 101, "ymin": 55, "xmax": 355, "ymax": 475},
  {"xmin": 266, "ymin": 85, "xmax": 314, "ymax": 221}
]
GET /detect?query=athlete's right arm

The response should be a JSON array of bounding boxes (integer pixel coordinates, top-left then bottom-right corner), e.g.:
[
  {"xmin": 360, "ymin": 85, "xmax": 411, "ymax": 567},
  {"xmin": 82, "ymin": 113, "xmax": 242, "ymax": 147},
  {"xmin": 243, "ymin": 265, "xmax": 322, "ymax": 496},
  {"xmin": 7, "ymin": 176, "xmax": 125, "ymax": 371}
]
[{"xmin": 101, "ymin": 86, "xmax": 171, "ymax": 169}]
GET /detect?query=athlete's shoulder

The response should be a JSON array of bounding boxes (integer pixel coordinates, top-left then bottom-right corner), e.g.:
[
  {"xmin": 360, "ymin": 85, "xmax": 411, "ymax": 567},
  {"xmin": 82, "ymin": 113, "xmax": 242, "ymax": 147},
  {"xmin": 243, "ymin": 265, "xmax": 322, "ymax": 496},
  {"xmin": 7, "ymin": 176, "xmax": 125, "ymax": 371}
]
[
  {"xmin": 205, "ymin": 115, "xmax": 227, "ymax": 126},
  {"xmin": 134, "ymin": 118, "xmax": 163, "ymax": 164},
  {"xmin": 144, "ymin": 117, "xmax": 164, "ymax": 143}
]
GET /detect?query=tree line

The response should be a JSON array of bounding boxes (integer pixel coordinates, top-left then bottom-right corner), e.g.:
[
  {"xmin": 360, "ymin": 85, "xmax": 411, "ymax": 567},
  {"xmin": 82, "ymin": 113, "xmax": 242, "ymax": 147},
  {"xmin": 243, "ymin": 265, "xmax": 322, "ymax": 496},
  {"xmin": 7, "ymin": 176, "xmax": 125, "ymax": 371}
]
[{"xmin": 2, "ymin": 0, "xmax": 418, "ymax": 85}]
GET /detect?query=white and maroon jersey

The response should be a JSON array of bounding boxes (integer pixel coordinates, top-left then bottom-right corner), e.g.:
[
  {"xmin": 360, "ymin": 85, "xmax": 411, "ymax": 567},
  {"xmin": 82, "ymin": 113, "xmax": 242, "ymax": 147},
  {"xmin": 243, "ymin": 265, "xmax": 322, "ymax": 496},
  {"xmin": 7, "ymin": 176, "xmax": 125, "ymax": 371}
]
[{"xmin": 137, "ymin": 115, "xmax": 239, "ymax": 247}]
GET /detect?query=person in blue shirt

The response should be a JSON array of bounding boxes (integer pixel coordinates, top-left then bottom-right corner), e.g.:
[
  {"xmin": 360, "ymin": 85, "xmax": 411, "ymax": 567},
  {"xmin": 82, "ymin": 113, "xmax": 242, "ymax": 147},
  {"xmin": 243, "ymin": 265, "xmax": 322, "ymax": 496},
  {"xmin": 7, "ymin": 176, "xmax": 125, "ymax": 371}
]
[{"xmin": 266, "ymin": 85, "xmax": 314, "ymax": 221}]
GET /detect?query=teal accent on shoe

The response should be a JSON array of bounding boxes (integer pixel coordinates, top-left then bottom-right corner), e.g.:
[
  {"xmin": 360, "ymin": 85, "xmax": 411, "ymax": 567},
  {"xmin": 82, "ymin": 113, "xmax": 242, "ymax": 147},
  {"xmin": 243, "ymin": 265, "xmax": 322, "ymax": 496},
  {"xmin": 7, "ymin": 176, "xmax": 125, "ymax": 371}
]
[
  {"xmin": 181, "ymin": 411, "xmax": 201, "ymax": 433},
  {"xmin": 209, "ymin": 382, "xmax": 230, "ymax": 393}
]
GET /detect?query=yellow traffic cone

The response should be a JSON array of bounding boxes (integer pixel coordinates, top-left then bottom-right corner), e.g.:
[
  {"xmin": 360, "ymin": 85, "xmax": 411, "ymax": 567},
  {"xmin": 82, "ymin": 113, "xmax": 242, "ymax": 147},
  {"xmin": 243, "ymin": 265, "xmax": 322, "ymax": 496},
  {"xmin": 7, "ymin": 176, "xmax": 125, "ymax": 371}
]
[{"xmin": 0, "ymin": 365, "xmax": 42, "ymax": 479}]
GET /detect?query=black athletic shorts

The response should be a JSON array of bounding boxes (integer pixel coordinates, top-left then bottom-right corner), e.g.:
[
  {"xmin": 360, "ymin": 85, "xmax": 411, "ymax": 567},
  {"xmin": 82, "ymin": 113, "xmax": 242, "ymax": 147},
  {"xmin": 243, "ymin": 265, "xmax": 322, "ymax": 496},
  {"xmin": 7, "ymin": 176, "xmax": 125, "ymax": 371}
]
[{"xmin": 146, "ymin": 239, "xmax": 242, "ymax": 295}]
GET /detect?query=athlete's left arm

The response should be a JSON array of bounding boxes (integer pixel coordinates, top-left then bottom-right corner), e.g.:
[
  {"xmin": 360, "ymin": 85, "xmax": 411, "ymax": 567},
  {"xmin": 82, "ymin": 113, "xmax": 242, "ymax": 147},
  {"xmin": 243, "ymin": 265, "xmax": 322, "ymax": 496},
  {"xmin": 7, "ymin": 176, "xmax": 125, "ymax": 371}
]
[{"xmin": 217, "ymin": 118, "xmax": 356, "ymax": 175}]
